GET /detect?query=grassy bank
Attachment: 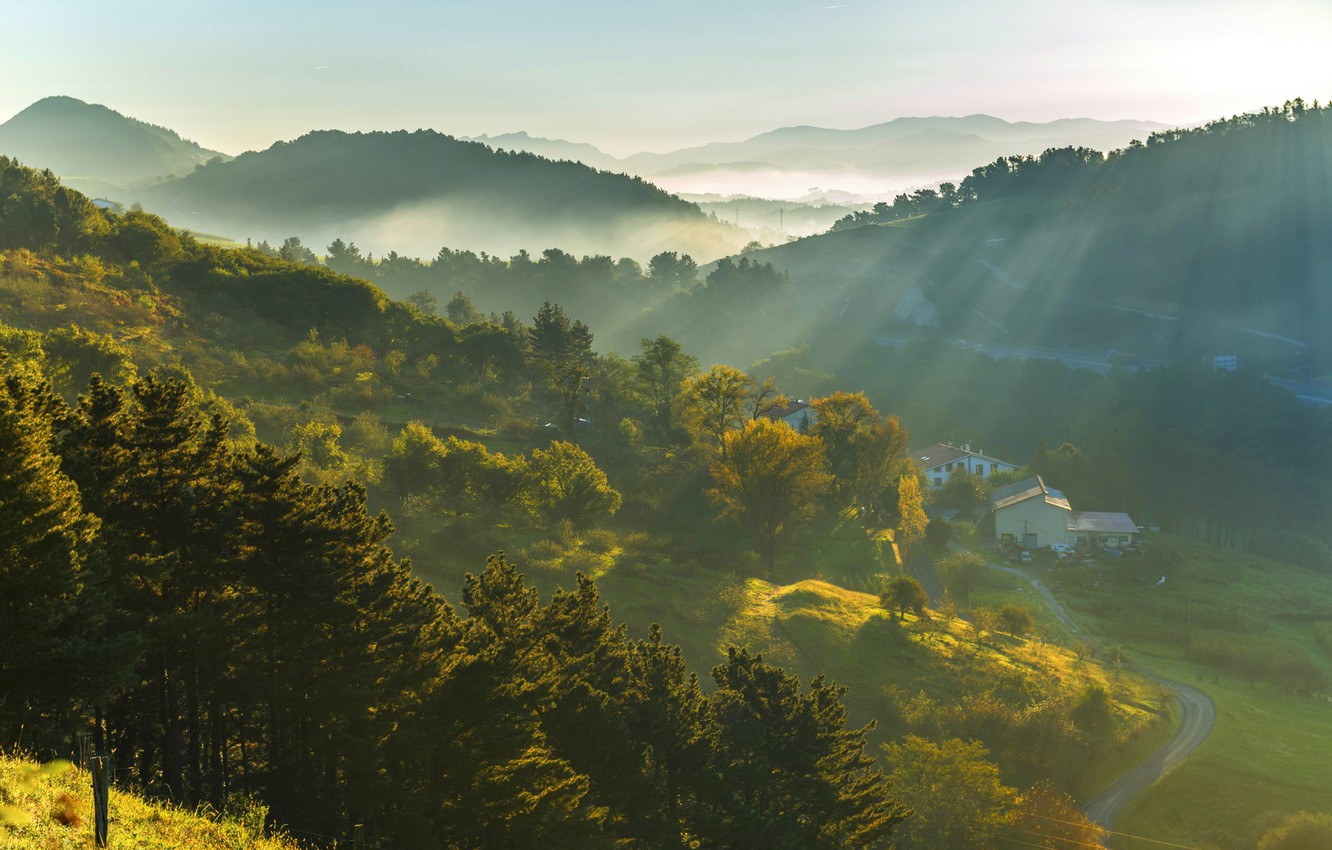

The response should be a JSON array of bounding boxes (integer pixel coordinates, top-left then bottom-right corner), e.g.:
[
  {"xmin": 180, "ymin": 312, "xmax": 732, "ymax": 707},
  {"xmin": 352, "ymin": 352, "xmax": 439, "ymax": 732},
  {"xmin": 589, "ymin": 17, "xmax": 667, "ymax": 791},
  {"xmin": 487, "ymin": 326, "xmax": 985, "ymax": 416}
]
[{"xmin": 0, "ymin": 755, "xmax": 299, "ymax": 850}]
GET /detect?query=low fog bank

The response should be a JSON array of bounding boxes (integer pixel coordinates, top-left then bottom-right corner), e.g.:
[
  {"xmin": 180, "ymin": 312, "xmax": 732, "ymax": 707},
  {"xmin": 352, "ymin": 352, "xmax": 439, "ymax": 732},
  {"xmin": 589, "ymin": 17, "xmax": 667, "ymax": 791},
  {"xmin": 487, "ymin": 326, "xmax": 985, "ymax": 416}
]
[
  {"xmin": 648, "ymin": 165, "xmax": 951, "ymax": 205},
  {"xmin": 153, "ymin": 195, "xmax": 753, "ymax": 265}
]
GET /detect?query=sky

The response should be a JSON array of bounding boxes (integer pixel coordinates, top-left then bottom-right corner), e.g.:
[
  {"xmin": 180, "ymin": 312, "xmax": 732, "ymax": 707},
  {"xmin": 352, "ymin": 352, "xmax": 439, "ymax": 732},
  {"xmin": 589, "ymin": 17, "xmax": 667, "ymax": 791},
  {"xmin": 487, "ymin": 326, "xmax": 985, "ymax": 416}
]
[{"xmin": 6, "ymin": 0, "xmax": 1332, "ymax": 157}]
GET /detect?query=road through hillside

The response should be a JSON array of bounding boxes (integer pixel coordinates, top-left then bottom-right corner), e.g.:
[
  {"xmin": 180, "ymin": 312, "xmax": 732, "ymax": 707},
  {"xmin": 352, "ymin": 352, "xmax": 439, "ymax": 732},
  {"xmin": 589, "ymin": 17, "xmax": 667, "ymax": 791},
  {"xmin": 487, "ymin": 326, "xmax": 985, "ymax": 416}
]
[
  {"xmin": 1082, "ymin": 679, "xmax": 1215, "ymax": 830},
  {"xmin": 945, "ymin": 543, "xmax": 1217, "ymax": 840}
]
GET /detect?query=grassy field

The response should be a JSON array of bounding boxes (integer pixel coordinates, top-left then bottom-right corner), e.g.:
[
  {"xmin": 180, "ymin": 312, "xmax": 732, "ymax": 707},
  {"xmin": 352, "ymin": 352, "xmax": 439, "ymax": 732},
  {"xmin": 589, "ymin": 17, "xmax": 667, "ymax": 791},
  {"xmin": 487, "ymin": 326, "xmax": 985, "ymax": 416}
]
[
  {"xmin": 0, "ymin": 755, "xmax": 299, "ymax": 850},
  {"xmin": 1028, "ymin": 534, "xmax": 1332, "ymax": 850}
]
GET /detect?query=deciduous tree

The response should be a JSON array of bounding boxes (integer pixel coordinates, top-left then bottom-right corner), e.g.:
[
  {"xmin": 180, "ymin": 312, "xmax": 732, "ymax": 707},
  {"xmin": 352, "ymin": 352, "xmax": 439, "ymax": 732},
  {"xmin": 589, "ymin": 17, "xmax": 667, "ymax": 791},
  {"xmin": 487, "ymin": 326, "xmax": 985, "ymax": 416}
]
[
  {"xmin": 678, "ymin": 364, "xmax": 752, "ymax": 454},
  {"xmin": 708, "ymin": 418, "xmax": 832, "ymax": 578},
  {"xmin": 881, "ymin": 575, "xmax": 928, "ymax": 621},
  {"xmin": 633, "ymin": 336, "xmax": 698, "ymax": 435},
  {"xmin": 883, "ymin": 736, "xmax": 1015, "ymax": 850},
  {"xmin": 525, "ymin": 440, "xmax": 621, "ymax": 530}
]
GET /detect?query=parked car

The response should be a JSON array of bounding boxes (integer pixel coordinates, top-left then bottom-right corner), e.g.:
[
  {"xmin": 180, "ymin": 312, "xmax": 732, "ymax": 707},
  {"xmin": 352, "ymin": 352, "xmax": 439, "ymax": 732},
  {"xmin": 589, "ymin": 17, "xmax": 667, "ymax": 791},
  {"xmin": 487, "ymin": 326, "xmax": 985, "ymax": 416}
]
[{"xmin": 1019, "ymin": 550, "xmax": 1033, "ymax": 564}]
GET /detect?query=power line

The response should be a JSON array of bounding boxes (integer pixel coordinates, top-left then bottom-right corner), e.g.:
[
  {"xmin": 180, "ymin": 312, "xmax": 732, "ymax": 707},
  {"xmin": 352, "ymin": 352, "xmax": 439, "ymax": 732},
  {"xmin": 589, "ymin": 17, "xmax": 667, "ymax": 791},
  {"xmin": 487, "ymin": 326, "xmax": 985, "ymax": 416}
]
[
  {"xmin": 1001, "ymin": 834, "xmax": 1099, "ymax": 850},
  {"xmin": 1005, "ymin": 823, "xmax": 1106, "ymax": 849},
  {"xmin": 1022, "ymin": 811, "xmax": 1215, "ymax": 850}
]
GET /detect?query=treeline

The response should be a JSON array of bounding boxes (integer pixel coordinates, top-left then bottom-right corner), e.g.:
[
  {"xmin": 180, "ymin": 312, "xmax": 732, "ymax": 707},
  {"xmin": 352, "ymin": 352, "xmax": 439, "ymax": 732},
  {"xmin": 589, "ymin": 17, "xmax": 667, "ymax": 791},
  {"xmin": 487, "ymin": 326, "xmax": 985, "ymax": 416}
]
[
  {"xmin": 312, "ymin": 238, "xmax": 795, "ymax": 360},
  {"xmin": 0, "ymin": 363, "xmax": 908, "ymax": 849},
  {"xmin": 834, "ymin": 98, "xmax": 1332, "ymax": 232}
]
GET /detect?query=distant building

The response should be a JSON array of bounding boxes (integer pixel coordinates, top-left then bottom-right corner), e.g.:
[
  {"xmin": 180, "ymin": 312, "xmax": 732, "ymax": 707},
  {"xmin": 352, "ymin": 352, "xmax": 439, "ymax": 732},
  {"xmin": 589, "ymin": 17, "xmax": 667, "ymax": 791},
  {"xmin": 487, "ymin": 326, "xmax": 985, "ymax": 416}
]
[
  {"xmin": 989, "ymin": 474, "xmax": 1139, "ymax": 550},
  {"xmin": 91, "ymin": 197, "xmax": 125, "ymax": 214},
  {"xmin": 911, "ymin": 442, "xmax": 1019, "ymax": 490},
  {"xmin": 763, "ymin": 400, "xmax": 817, "ymax": 433}
]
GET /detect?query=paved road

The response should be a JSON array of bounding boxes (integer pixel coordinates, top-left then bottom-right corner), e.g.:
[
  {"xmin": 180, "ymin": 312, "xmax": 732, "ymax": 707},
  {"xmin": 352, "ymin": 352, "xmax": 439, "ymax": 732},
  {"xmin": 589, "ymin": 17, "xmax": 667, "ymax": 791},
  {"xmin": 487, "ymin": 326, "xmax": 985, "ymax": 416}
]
[{"xmin": 947, "ymin": 543, "xmax": 1217, "ymax": 841}]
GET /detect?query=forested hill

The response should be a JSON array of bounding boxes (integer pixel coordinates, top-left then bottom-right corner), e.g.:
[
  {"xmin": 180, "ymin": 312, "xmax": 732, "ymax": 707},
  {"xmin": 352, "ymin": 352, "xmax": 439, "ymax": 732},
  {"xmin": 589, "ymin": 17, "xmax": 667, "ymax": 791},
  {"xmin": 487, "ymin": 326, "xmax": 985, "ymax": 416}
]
[
  {"xmin": 0, "ymin": 96, "xmax": 227, "ymax": 194},
  {"xmin": 740, "ymin": 100, "xmax": 1332, "ymax": 371},
  {"xmin": 139, "ymin": 129, "xmax": 747, "ymax": 260}
]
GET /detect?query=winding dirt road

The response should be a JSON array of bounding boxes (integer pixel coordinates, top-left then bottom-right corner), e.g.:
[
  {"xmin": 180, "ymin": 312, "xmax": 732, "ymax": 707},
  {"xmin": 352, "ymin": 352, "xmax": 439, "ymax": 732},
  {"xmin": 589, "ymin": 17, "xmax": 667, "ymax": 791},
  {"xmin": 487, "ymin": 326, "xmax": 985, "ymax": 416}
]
[
  {"xmin": 946, "ymin": 544, "xmax": 1217, "ymax": 839},
  {"xmin": 1082, "ymin": 679, "xmax": 1215, "ymax": 830}
]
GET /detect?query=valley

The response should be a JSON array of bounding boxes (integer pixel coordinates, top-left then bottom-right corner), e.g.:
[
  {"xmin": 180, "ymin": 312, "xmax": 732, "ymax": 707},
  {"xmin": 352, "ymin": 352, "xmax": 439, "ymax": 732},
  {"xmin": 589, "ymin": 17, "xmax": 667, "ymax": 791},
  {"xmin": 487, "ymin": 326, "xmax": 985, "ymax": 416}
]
[{"xmin": 1, "ymin": 87, "xmax": 1330, "ymax": 850}]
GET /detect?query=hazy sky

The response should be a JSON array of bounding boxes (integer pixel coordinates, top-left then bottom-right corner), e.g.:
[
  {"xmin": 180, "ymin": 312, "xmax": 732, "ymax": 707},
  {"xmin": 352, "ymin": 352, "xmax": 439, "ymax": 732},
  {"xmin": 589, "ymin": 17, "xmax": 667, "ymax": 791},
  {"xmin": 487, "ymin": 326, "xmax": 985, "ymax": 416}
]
[{"xmin": 6, "ymin": 0, "xmax": 1331, "ymax": 156}]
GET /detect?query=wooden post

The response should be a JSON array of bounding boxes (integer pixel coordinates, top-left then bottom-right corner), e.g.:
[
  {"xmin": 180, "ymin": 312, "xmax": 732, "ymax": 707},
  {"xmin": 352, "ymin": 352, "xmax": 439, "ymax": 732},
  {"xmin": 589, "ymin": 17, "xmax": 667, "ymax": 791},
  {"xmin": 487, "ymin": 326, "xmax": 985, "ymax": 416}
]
[
  {"xmin": 91, "ymin": 756, "xmax": 110, "ymax": 847},
  {"xmin": 353, "ymin": 823, "xmax": 365, "ymax": 850}
]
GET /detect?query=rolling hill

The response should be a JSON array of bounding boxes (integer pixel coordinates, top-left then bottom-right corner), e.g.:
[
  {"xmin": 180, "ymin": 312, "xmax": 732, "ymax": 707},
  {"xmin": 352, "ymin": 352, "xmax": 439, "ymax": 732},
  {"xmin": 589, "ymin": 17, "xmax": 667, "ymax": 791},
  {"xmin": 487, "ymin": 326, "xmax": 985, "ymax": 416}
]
[
  {"xmin": 138, "ymin": 128, "xmax": 746, "ymax": 260},
  {"xmin": 0, "ymin": 96, "xmax": 227, "ymax": 194}
]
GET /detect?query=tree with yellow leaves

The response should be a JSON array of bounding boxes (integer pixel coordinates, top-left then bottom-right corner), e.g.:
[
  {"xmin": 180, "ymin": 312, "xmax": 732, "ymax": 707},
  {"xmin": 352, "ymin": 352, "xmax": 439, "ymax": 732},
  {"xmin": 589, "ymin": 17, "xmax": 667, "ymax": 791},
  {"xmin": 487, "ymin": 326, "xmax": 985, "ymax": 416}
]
[{"xmin": 708, "ymin": 418, "xmax": 832, "ymax": 579}]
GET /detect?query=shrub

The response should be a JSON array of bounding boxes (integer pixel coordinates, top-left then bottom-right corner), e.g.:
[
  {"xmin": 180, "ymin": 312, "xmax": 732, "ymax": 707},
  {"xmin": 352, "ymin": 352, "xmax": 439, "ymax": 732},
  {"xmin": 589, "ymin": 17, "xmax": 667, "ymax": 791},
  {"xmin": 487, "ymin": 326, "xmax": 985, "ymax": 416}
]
[
  {"xmin": 996, "ymin": 604, "xmax": 1035, "ymax": 636},
  {"xmin": 580, "ymin": 529, "xmax": 617, "ymax": 554}
]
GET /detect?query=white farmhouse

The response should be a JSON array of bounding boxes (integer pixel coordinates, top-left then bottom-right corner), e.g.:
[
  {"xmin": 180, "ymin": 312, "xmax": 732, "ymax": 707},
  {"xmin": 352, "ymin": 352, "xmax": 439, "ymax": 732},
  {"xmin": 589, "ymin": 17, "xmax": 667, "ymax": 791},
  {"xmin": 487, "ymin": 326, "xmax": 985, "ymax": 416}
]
[
  {"xmin": 911, "ymin": 442, "xmax": 1019, "ymax": 490},
  {"xmin": 990, "ymin": 475, "xmax": 1139, "ymax": 550}
]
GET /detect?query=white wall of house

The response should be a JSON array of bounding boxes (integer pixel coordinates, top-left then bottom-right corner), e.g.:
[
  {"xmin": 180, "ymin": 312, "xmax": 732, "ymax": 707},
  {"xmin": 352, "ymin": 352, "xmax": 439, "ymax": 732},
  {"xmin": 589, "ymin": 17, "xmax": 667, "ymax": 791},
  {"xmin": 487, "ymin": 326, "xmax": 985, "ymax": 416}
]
[
  {"xmin": 781, "ymin": 408, "xmax": 815, "ymax": 433},
  {"xmin": 995, "ymin": 500, "xmax": 1071, "ymax": 548},
  {"xmin": 926, "ymin": 455, "xmax": 1019, "ymax": 489}
]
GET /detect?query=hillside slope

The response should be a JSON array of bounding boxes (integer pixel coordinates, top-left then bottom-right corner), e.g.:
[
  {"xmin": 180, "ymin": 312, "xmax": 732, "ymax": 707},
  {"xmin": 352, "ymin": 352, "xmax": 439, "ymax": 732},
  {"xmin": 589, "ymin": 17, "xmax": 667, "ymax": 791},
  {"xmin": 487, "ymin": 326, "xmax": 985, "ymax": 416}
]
[
  {"xmin": 734, "ymin": 102, "xmax": 1332, "ymax": 371},
  {"xmin": 0, "ymin": 96, "xmax": 227, "ymax": 193}
]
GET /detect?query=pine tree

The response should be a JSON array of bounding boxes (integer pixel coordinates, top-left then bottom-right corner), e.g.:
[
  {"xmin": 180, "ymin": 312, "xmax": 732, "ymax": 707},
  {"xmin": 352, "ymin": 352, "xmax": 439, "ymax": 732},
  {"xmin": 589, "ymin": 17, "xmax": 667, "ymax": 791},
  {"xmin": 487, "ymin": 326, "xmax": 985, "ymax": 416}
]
[
  {"xmin": 698, "ymin": 648, "xmax": 907, "ymax": 849},
  {"xmin": 0, "ymin": 372, "xmax": 116, "ymax": 738}
]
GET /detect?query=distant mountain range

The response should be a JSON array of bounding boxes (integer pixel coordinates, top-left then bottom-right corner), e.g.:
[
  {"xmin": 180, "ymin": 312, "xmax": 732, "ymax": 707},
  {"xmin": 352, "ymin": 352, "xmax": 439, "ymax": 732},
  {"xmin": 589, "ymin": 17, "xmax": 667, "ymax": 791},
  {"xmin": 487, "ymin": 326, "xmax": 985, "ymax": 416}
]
[
  {"xmin": 465, "ymin": 115, "xmax": 1171, "ymax": 200},
  {"xmin": 0, "ymin": 96, "xmax": 228, "ymax": 195}
]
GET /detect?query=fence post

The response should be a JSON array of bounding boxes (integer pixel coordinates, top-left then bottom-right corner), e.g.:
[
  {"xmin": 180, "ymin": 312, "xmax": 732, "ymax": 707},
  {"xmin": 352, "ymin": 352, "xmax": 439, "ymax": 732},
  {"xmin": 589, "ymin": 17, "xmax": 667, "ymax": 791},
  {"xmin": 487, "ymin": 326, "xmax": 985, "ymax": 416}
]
[
  {"xmin": 353, "ymin": 823, "xmax": 365, "ymax": 850},
  {"xmin": 91, "ymin": 756, "xmax": 109, "ymax": 847}
]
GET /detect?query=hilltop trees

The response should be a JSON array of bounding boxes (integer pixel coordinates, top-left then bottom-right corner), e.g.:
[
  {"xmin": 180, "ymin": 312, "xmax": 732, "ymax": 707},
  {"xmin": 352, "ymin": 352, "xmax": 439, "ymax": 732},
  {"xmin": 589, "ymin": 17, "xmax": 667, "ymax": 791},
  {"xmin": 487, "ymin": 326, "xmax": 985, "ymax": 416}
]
[
  {"xmin": 647, "ymin": 251, "xmax": 699, "ymax": 292},
  {"xmin": 882, "ymin": 576, "xmax": 928, "ymax": 621}
]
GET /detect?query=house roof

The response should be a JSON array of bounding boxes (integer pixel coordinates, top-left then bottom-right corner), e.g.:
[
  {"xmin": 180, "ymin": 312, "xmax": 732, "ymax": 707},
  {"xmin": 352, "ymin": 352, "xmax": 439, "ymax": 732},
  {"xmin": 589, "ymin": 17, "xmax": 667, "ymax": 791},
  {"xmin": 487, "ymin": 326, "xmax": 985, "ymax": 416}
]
[
  {"xmin": 911, "ymin": 442, "xmax": 1016, "ymax": 472},
  {"xmin": 911, "ymin": 443, "xmax": 970, "ymax": 469},
  {"xmin": 765, "ymin": 400, "xmax": 811, "ymax": 421},
  {"xmin": 1068, "ymin": 512, "xmax": 1139, "ymax": 534},
  {"xmin": 990, "ymin": 475, "xmax": 1071, "ymax": 512}
]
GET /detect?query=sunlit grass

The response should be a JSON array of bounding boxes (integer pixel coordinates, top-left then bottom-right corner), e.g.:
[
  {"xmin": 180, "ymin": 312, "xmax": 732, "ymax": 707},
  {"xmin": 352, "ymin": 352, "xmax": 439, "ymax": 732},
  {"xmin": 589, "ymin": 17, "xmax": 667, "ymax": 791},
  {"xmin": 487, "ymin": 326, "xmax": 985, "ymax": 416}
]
[{"xmin": 0, "ymin": 755, "xmax": 298, "ymax": 850}]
